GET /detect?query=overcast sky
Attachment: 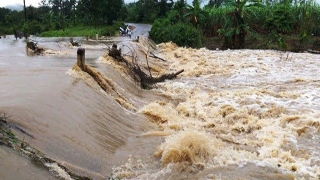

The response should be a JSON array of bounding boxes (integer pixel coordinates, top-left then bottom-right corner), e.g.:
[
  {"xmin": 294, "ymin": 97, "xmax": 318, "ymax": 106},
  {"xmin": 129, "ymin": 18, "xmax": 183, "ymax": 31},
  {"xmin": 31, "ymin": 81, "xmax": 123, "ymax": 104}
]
[
  {"xmin": 0, "ymin": 0, "xmax": 195, "ymax": 8},
  {"xmin": 1, "ymin": 0, "xmax": 42, "ymax": 7}
]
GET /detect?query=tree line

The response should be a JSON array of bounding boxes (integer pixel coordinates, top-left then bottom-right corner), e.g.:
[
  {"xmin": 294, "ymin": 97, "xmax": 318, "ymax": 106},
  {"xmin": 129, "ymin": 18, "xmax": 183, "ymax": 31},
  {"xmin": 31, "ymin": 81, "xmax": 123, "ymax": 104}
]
[
  {"xmin": 0, "ymin": 0, "xmax": 320, "ymax": 50},
  {"xmin": 0, "ymin": 0, "xmax": 177, "ymax": 35},
  {"xmin": 0, "ymin": 0, "xmax": 125, "ymax": 35}
]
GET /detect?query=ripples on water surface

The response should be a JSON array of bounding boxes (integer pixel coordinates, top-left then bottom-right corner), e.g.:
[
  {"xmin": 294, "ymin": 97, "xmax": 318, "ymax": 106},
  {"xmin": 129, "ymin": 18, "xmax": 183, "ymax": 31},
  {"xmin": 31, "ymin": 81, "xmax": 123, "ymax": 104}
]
[{"xmin": 1, "ymin": 34, "xmax": 320, "ymax": 180}]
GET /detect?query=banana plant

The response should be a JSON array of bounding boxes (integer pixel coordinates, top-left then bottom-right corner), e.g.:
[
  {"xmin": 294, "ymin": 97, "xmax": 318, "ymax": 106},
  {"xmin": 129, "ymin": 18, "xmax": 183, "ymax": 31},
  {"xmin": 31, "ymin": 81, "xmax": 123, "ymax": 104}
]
[
  {"xmin": 219, "ymin": 0, "xmax": 263, "ymax": 49},
  {"xmin": 184, "ymin": 0, "xmax": 207, "ymax": 28}
]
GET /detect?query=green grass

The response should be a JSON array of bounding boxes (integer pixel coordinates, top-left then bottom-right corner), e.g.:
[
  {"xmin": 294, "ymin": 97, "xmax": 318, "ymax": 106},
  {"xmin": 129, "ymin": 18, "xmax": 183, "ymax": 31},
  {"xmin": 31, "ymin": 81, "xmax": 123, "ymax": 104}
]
[
  {"xmin": 0, "ymin": 113, "xmax": 19, "ymax": 144},
  {"xmin": 40, "ymin": 21, "xmax": 124, "ymax": 38}
]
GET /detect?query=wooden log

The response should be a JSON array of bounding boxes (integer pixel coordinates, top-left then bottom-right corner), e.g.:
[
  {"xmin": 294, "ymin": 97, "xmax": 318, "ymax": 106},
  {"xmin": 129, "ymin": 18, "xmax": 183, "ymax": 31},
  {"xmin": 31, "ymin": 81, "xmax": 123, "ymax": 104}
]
[{"xmin": 77, "ymin": 48, "xmax": 86, "ymax": 71}]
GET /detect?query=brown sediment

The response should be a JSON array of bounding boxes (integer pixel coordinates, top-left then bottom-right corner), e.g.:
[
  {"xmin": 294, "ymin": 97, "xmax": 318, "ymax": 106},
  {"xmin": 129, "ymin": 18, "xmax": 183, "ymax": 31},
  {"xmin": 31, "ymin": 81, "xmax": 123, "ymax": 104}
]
[
  {"xmin": 143, "ymin": 111, "xmax": 168, "ymax": 124},
  {"xmin": 280, "ymin": 115, "xmax": 320, "ymax": 131},
  {"xmin": 307, "ymin": 120, "xmax": 320, "ymax": 128},
  {"xmin": 261, "ymin": 105, "xmax": 287, "ymax": 118},
  {"xmin": 216, "ymin": 104, "xmax": 263, "ymax": 134},
  {"xmin": 219, "ymin": 104, "xmax": 236, "ymax": 118},
  {"xmin": 280, "ymin": 115, "xmax": 300, "ymax": 127},
  {"xmin": 139, "ymin": 102, "xmax": 179, "ymax": 125},
  {"xmin": 154, "ymin": 130, "xmax": 214, "ymax": 165},
  {"xmin": 295, "ymin": 126, "xmax": 310, "ymax": 136}
]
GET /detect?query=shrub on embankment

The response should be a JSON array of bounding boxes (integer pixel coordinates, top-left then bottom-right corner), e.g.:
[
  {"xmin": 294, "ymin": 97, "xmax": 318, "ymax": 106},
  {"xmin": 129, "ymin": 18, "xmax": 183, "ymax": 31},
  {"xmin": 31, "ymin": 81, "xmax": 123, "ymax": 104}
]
[
  {"xmin": 149, "ymin": 10, "xmax": 204, "ymax": 48},
  {"xmin": 149, "ymin": 20, "xmax": 203, "ymax": 48}
]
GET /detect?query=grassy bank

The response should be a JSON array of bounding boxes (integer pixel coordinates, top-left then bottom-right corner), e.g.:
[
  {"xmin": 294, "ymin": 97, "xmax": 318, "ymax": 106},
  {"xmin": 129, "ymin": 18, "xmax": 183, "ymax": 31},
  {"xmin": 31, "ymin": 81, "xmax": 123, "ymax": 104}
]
[{"xmin": 40, "ymin": 22, "xmax": 124, "ymax": 38}]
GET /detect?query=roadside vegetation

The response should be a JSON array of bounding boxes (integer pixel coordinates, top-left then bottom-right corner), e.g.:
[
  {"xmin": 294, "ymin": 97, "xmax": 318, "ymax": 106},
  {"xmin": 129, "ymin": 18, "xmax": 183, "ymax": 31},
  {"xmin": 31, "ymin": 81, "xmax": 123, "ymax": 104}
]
[
  {"xmin": 149, "ymin": 0, "xmax": 320, "ymax": 50},
  {"xmin": 0, "ymin": 0, "xmax": 320, "ymax": 50},
  {"xmin": 40, "ymin": 22, "xmax": 124, "ymax": 37},
  {"xmin": 0, "ymin": 0, "xmax": 125, "ymax": 37}
]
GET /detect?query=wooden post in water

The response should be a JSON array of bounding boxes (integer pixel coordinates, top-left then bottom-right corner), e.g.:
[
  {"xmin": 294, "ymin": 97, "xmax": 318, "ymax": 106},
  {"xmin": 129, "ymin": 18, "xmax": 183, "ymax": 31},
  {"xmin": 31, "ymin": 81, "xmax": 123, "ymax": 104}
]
[{"xmin": 77, "ymin": 48, "xmax": 85, "ymax": 71}]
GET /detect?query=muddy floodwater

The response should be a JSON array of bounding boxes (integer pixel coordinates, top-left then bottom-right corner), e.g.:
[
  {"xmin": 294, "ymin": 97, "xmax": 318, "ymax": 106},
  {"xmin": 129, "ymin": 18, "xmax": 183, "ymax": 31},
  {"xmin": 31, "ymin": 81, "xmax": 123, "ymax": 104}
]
[{"xmin": 1, "ymin": 24, "xmax": 320, "ymax": 180}]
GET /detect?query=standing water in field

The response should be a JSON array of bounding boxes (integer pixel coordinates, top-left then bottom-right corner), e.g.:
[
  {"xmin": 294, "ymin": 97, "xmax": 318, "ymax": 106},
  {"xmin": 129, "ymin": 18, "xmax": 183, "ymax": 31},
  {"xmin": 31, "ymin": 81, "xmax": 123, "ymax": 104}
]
[{"xmin": 1, "ymin": 24, "xmax": 320, "ymax": 180}]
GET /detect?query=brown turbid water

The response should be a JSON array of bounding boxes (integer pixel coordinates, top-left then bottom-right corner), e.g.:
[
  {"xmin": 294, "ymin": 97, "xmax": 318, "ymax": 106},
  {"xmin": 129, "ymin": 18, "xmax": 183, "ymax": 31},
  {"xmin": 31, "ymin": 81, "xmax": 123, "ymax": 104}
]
[{"xmin": 1, "ymin": 24, "xmax": 320, "ymax": 180}]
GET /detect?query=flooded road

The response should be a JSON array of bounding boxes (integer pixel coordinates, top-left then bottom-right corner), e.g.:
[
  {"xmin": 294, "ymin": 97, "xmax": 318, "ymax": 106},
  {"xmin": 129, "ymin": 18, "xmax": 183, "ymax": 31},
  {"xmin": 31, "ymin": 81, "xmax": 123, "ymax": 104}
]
[
  {"xmin": 0, "ymin": 26, "xmax": 160, "ymax": 179},
  {"xmin": 0, "ymin": 146, "xmax": 58, "ymax": 180},
  {"xmin": 1, "ymin": 24, "xmax": 320, "ymax": 180}
]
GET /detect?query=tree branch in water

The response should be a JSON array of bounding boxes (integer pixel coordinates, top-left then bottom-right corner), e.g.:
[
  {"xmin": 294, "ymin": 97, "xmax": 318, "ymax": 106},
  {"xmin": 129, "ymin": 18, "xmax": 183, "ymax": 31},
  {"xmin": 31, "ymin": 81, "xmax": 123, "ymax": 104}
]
[{"xmin": 108, "ymin": 44, "xmax": 183, "ymax": 89}]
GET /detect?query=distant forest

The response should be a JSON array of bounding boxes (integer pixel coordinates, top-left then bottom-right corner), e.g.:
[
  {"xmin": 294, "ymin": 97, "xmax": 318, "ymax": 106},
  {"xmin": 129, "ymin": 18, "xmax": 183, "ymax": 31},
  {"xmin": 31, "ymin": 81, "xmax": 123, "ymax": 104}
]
[{"xmin": 1, "ymin": 0, "xmax": 320, "ymax": 50}]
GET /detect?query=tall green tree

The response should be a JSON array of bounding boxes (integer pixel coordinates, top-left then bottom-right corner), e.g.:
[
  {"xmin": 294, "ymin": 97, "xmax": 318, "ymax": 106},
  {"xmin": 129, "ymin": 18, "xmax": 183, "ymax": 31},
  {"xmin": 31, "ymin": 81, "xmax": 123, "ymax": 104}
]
[
  {"xmin": 77, "ymin": 0, "xmax": 124, "ymax": 25},
  {"xmin": 0, "ymin": 8, "xmax": 11, "ymax": 25},
  {"xmin": 48, "ymin": 0, "xmax": 65, "ymax": 30},
  {"xmin": 103, "ymin": 0, "xmax": 124, "ymax": 25},
  {"xmin": 159, "ymin": 0, "xmax": 173, "ymax": 17}
]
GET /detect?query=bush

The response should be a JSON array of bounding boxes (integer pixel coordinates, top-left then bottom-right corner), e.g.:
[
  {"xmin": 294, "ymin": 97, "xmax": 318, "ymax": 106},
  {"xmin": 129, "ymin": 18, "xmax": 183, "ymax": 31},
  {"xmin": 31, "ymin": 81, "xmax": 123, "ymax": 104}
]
[
  {"xmin": 0, "ymin": 26, "xmax": 12, "ymax": 35},
  {"xmin": 150, "ymin": 13, "xmax": 203, "ymax": 48},
  {"xmin": 265, "ymin": 4, "xmax": 294, "ymax": 34},
  {"xmin": 22, "ymin": 20, "xmax": 42, "ymax": 35}
]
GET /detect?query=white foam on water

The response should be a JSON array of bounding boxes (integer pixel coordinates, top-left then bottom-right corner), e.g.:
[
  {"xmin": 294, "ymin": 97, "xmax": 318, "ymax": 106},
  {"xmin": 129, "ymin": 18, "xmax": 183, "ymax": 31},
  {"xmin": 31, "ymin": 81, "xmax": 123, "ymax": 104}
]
[
  {"xmin": 45, "ymin": 163, "xmax": 73, "ymax": 180},
  {"xmin": 111, "ymin": 43, "xmax": 320, "ymax": 179}
]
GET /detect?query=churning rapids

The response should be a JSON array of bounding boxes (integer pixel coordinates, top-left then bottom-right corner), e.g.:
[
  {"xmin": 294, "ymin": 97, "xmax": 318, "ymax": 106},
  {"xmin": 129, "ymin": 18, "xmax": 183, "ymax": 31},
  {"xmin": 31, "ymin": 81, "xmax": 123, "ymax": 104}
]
[{"xmin": 1, "ymin": 24, "xmax": 320, "ymax": 180}]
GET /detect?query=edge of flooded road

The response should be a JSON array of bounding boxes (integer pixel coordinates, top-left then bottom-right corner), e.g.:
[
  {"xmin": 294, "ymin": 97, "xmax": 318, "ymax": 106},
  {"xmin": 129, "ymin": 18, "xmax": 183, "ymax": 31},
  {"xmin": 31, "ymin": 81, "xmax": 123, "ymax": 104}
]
[{"xmin": 0, "ymin": 113, "xmax": 96, "ymax": 180}]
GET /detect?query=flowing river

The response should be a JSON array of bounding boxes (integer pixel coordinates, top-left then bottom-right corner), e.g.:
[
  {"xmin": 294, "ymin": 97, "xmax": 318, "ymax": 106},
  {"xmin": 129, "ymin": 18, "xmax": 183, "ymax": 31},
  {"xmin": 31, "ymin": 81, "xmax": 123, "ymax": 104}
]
[{"xmin": 1, "ymin": 24, "xmax": 320, "ymax": 180}]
